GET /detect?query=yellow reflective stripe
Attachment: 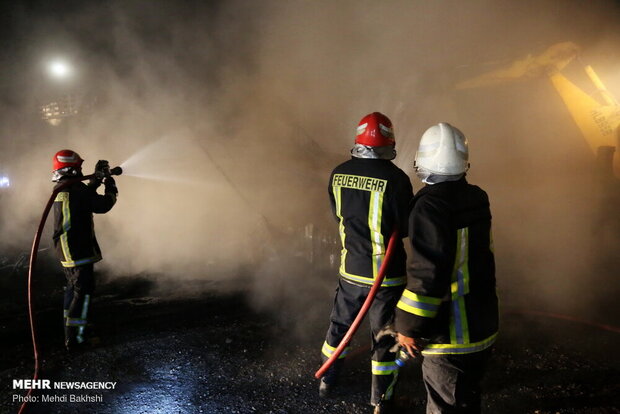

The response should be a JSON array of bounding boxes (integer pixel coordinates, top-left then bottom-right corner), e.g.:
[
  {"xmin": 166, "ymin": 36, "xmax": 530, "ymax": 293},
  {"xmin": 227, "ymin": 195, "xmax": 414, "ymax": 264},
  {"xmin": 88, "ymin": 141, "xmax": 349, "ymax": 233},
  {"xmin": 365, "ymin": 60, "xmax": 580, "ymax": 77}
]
[
  {"xmin": 401, "ymin": 289, "xmax": 442, "ymax": 304},
  {"xmin": 61, "ymin": 255, "xmax": 101, "ymax": 268},
  {"xmin": 334, "ymin": 186, "xmax": 348, "ymax": 277},
  {"xmin": 458, "ymin": 297, "xmax": 469, "ymax": 343},
  {"xmin": 341, "ymin": 272, "xmax": 406, "ymax": 287},
  {"xmin": 54, "ymin": 192, "xmax": 68, "ymax": 202},
  {"xmin": 450, "ymin": 228, "xmax": 470, "ymax": 344},
  {"xmin": 368, "ymin": 190, "xmax": 385, "ymax": 278},
  {"xmin": 60, "ymin": 192, "xmax": 71, "ymax": 233},
  {"xmin": 321, "ymin": 341, "xmax": 349, "ymax": 359},
  {"xmin": 451, "ymin": 228, "xmax": 470, "ymax": 300},
  {"xmin": 372, "ymin": 360, "xmax": 400, "ymax": 399},
  {"xmin": 322, "ymin": 341, "xmax": 337, "ymax": 352},
  {"xmin": 60, "ymin": 235, "xmax": 71, "ymax": 264},
  {"xmin": 57, "ymin": 192, "xmax": 73, "ymax": 264},
  {"xmin": 397, "ymin": 289, "xmax": 442, "ymax": 317},
  {"xmin": 371, "ymin": 360, "xmax": 398, "ymax": 375},
  {"xmin": 422, "ymin": 333, "xmax": 497, "ymax": 355},
  {"xmin": 396, "ymin": 301, "xmax": 436, "ymax": 317}
]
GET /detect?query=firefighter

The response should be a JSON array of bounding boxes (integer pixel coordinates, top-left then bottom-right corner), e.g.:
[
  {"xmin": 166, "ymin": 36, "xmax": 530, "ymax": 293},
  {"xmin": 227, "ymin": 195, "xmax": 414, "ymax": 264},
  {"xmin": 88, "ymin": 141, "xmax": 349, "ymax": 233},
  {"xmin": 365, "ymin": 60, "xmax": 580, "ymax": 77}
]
[
  {"xmin": 319, "ymin": 112, "xmax": 413, "ymax": 413},
  {"xmin": 394, "ymin": 123, "xmax": 499, "ymax": 413},
  {"xmin": 51, "ymin": 150, "xmax": 118, "ymax": 351}
]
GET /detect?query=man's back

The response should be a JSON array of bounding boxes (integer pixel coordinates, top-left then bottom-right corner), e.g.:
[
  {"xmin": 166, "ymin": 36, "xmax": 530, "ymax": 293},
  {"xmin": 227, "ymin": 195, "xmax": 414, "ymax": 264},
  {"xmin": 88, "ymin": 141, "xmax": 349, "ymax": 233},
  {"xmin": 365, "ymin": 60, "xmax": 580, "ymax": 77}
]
[
  {"xmin": 329, "ymin": 157, "xmax": 412, "ymax": 286},
  {"xmin": 52, "ymin": 180, "xmax": 116, "ymax": 268},
  {"xmin": 404, "ymin": 178, "xmax": 498, "ymax": 348}
]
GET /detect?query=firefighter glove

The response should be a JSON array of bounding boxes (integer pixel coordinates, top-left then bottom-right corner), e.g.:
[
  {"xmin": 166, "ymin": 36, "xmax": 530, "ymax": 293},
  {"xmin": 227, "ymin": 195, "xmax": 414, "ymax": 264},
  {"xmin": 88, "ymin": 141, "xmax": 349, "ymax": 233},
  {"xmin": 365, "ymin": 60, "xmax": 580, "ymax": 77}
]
[
  {"xmin": 397, "ymin": 333, "xmax": 426, "ymax": 358},
  {"xmin": 104, "ymin": 176, "xmax": 118, "ymax": 194},
  {"xmin": 94, "ymin": 160, "xmax": 110, "ymax": 180}
]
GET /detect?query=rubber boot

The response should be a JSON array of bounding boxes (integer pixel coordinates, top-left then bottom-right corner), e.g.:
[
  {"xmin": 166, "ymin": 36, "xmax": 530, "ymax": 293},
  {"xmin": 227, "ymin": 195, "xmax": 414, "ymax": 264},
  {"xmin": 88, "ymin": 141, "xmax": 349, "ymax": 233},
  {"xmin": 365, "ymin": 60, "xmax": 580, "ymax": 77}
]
[
  {"xmin": 372, "ymin": 399, "xmax": 394, "ymax": 414},
  {"xmin": 64, "ymin": 325, "xmax": 78, "ymax": 352},
  {"xmin": 318, "ymin": 359, "xmax": 343, "ymax": 398}
]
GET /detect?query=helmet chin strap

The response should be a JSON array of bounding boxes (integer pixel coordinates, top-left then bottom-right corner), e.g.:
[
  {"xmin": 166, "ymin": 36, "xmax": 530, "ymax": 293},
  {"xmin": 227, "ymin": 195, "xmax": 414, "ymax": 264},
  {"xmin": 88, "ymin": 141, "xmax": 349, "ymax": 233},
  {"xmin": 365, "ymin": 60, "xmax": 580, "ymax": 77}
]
[
  {"xmin": 416, "ymin": 168, "xmax": 464, "ymax": 185},
  {"xmin": 350, "ymin": 144, "xmax": 396, "ymax": 160}
]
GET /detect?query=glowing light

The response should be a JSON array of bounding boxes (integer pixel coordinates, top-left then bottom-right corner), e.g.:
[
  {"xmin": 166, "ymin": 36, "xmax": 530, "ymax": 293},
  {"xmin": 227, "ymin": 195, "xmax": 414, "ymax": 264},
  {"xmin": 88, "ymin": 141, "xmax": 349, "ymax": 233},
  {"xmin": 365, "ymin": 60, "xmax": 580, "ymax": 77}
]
[
  {"xmin": 0, "ymin": 176, "xmax": 10, "ymax": 188},
  {"xmin": 48, "ymin": 60, "xmax": 72, "ymax": 79}
]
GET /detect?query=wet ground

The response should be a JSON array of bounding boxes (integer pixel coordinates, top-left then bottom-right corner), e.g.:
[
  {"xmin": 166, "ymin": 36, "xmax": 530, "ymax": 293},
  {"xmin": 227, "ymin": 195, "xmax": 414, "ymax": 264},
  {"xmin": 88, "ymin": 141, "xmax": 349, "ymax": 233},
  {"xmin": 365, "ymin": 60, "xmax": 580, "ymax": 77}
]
[{"xmin": 1, "ymin": 263, "xmax": 619, "ymax": 414}]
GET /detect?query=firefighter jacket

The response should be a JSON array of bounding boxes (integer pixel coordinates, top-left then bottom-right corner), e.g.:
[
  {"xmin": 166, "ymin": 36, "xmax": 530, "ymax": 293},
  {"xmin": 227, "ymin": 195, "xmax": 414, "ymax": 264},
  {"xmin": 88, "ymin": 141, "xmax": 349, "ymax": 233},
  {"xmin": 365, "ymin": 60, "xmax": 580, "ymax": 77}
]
[
  {"xmin": 328, "ymin": 158, "xmax": 413, "ymax": 287},
  {"xmin": 394, "ymin": 177, "xmax": 498, "ymax": 355},
  {"xmin": 52, "ymin": 178, "xmax": 117, "ymax": 268}
]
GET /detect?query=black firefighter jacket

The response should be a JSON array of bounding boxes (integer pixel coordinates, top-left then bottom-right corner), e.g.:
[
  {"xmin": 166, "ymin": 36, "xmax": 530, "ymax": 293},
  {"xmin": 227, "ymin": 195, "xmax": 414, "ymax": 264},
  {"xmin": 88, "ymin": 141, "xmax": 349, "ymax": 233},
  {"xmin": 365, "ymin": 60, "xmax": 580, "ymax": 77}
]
[
  {"xmin": 52, "ymin": 179, "xmax": 117, "ymax": 268},
  {"xmin": 328, "ymin": 158, "xmax": 414, "ymax": 287},
  {"xmin": 394, "ymin": 177, "xmax": 499, "ymax": 356}
]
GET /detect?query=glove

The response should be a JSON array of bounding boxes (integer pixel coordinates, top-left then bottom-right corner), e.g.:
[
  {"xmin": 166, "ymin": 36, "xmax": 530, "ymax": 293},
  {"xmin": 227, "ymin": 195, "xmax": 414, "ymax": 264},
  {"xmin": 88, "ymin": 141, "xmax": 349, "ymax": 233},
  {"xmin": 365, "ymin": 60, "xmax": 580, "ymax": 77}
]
[
  {"xmin": 397, "ymin": 333, "xmax": 426, "ymax": 358},
  {"xmin": 104, "ymin": 176, "xmax": 118, "ymax": 195},
  {"xmin": 94, "ymin": 160, "xmax": 110, "ymax": 180}
]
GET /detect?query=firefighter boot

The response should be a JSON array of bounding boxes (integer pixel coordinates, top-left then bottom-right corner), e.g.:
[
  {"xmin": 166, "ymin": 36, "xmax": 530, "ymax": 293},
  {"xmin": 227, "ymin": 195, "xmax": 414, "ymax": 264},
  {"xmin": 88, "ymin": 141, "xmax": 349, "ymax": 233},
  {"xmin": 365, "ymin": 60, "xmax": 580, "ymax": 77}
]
[
  {"xmin": 64, "ymin": 325, "xmax": 79, "ymax": 352},
  {"xmin": 318, "ymin": 360, "xmax": 342, "ymax": 398},
  {"xmin": 318, "ymin": 378, "xmax": 332, "ymax": 398},
  {"xmin": 372, "ymin": 400, "xmax": 394, "ymax": 414}
]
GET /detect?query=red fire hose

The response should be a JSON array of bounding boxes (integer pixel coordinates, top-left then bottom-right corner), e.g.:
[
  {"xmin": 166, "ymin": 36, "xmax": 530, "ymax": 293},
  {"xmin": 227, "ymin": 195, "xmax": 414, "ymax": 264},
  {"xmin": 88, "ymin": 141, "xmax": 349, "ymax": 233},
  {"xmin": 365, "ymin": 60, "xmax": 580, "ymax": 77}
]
[
  {"xmin": 19, "ymin": 171, "xmax": 119, "ymax": 414},
  {"xmin": 315, "ymin": 230, "xmax": 399, "ymax": 380}
]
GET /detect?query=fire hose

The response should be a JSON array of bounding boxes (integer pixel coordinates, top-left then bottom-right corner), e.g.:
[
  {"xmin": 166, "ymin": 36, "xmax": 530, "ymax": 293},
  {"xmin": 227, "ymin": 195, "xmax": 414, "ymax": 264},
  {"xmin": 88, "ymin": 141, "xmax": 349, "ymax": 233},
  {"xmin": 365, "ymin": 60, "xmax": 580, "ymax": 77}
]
[
  {"xmin": 19, "ymin": 166, "xmax": 121, "ymax": 414},
  {"xmin": 315, "ymin": 230, "xmax": 399, "ymax": 380}
]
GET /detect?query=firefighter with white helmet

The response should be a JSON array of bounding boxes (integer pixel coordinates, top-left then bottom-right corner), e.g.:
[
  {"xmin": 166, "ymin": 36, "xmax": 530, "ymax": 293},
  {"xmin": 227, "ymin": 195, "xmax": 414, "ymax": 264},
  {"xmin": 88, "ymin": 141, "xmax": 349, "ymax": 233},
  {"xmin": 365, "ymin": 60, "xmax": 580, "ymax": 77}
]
[
  {"xmin": 51, "ymin": 150, "xmax": 118, "ymax": 351},
  {"xmin": 394, "ymin": 123, "xmax": 499, "ymax": 413},
  {"xmin": 414, "ymin": 122, "xmax": 470, "ymax": 181},
  {"xmin": 319, "ymin": 113, "xmax": 414, "ymax": 413}
]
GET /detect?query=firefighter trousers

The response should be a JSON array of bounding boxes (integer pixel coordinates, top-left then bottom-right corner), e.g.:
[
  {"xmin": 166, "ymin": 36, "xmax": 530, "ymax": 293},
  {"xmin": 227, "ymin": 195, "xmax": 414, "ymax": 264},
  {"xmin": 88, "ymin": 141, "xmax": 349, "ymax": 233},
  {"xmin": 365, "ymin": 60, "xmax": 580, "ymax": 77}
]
[
  {"xmin": 321, "ymin": 277, "xmax": 404, "ymax": 405},
  {"xmin": 422, "ymin": 348, "xmax": 492, "ymax": 414},
  {"xmin": 63, "ymin": 264, "xmax": 95, "ymax": 345}
]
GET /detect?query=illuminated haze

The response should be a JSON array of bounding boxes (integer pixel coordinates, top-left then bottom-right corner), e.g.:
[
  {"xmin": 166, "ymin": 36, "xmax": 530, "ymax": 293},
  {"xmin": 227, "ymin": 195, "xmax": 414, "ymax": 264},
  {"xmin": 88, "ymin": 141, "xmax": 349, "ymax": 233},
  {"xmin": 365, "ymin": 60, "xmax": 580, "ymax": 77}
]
[{"xmin": 0, "ymin": 0, "xmax": 619, "ymax": 329}]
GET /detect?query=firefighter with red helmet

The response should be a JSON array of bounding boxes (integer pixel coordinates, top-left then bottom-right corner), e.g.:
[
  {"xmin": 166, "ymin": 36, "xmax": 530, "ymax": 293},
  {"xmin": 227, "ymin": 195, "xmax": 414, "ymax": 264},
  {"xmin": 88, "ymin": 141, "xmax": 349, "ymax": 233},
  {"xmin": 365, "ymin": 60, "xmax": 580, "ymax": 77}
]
[
  {"xmin": 51, "ymin": 150, "xmax": 118, "ymax": 351},
  {"xmin": 319, "ymin": 113, "xmax": 413, "ymax": 413},
  {"xmin": 394, "ymin": 123, "xmax": 499, "ymax": 413}
]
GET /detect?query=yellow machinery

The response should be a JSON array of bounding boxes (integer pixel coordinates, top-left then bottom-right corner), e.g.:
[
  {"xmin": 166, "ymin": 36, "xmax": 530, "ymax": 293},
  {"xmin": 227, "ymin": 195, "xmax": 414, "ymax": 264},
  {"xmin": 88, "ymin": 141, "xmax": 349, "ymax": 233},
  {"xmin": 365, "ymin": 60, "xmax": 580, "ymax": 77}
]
[{"xmin": 456, "ymin": 42, "xmax": 620, "ymax": 176}]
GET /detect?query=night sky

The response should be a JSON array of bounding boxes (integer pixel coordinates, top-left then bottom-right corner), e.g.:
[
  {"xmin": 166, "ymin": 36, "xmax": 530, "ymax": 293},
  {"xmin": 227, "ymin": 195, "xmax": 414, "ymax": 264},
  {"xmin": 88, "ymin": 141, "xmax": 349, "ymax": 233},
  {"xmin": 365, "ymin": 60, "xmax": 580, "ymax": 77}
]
[{"xmin": 2, "ymin": 0, "xmax": 620, "ymax": 110}]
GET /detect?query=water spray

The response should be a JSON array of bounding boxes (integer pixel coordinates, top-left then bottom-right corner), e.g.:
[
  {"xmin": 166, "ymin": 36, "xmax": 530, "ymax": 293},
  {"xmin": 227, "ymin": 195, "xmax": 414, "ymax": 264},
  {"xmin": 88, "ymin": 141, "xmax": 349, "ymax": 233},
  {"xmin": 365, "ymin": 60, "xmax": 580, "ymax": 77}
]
[{"xmin": 19, "ymin": 166, "xmax": 122, "ymax": 414}]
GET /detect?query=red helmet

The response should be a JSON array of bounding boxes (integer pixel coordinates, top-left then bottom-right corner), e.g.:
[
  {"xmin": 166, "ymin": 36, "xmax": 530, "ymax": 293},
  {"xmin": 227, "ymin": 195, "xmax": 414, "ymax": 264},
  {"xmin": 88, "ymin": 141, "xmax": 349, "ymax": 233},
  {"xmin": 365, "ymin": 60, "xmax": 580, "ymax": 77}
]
[
  {"xmin": 53, "ymin": 149, "xmax": 83, "ymax": 171},
  {"xmin": 355, "ymin": 112, "xmax": 395, "ymax": 147}
]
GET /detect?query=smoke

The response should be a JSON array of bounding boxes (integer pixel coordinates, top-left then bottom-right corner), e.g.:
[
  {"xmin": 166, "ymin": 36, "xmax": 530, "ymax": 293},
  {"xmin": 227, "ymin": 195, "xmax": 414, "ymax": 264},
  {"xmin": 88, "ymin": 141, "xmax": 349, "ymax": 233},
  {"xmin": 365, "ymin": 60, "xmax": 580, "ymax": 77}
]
[{"xmin": 1, "ymin": 0, "xmax": 619, "ymax": 332}]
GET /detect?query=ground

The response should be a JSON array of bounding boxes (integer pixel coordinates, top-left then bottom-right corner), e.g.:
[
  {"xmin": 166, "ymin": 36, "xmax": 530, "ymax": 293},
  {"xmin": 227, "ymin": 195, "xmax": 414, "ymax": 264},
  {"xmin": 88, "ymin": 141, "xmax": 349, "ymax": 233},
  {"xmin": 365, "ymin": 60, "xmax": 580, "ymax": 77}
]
[{"xmin": 1, "ymin": 264, "xmax": 619, "ymax": 414}]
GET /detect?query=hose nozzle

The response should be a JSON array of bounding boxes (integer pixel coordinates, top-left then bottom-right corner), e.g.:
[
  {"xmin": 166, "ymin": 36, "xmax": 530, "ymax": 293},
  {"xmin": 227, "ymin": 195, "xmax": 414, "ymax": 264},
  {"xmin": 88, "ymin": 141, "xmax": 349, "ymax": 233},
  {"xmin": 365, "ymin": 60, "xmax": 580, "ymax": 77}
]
[{"xmin": 109, "ymin": 166, "xmax": 122, "ymax": 176}]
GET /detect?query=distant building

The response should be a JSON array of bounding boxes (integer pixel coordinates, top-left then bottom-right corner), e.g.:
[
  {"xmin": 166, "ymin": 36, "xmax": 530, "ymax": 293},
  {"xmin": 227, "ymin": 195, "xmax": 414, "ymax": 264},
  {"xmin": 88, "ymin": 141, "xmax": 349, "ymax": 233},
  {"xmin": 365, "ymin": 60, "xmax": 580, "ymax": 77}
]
[{"xmin": 39, "ymin": 93, "xmax": 97, "ymax": 126}]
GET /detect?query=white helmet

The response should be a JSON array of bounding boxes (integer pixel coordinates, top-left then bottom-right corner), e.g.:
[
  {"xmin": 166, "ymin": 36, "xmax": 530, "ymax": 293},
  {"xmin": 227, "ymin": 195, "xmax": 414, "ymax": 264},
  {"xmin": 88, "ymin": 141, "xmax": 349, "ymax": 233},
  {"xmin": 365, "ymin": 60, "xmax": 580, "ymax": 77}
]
[{"xmin": 415, "ymin": 123, "xmax": 469, "ymax": 175}]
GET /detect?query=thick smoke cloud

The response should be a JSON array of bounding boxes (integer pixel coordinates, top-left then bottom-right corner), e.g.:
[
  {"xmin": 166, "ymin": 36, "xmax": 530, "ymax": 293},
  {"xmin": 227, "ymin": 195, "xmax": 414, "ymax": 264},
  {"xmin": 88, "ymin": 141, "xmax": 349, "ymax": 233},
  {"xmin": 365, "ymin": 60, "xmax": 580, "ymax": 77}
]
[{"xmin": 1, "ymin": 0, "xmax": 619, "ymax": 329}]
